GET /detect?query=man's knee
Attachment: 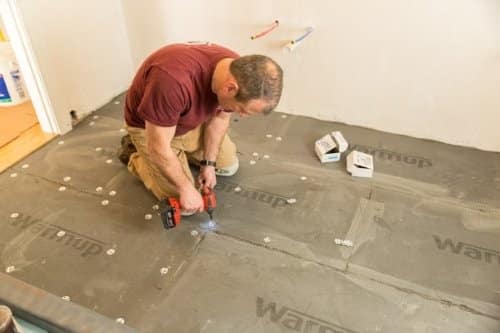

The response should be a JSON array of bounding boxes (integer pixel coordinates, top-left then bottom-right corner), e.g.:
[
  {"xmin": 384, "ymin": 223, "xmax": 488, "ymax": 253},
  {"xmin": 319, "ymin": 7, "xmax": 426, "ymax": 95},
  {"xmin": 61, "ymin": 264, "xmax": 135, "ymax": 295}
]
[{"xmin": 215, "ymin": 157, "xmax": 239, "ymax": 177}]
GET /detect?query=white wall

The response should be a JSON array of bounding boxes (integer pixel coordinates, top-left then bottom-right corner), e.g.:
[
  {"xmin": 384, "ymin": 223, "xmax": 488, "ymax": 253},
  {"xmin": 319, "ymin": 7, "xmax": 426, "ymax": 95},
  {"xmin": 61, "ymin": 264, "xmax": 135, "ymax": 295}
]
[
  {"xmin": 121, "ymin": 0, "xmax": 500, "ymax": 152},
  {"xmin": 17, "ymin": 0, "xmax": 134, "ymax": 133},
  {"xmin": 120, "ymin": 1, "xmax": 172, "ymax": 72}
]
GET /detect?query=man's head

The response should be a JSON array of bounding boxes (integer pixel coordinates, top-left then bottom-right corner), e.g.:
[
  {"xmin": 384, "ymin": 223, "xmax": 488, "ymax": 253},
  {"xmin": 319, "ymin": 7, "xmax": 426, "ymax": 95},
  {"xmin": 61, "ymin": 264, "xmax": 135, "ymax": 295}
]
[{"xmin": 214, "ymin": 55, "xmax": 283, "ymax": 117}]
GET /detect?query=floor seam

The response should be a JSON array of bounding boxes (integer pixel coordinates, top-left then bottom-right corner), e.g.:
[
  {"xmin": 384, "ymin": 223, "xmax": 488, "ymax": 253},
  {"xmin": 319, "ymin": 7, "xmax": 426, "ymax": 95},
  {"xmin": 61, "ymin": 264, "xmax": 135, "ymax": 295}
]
[
  {"xmin": 353, "ymin": 272, "xmax": 500, "ymax": 322},
  {"xmin": 23, "ymin": 172, "xmax": 108, "ymax": 198},
  {"xmin": 212, "ymin": 229, "xmax": 500, "ymax": 322},
  {"xmin": 21, "ymin": 172, "xmax": 158, "ymax": 213},
  {"xmin": 213, "ymin": 229, "xmax": 347, "ymax": 273}
]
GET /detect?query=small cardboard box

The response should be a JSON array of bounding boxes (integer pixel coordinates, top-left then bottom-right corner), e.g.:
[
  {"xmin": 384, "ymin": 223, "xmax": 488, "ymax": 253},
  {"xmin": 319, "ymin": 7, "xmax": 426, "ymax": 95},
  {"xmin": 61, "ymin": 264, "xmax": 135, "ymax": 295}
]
[
  {"xmin": 331, "ymin": 131, "xmax": 348, "ymax": 153},
  {"xmin": 315, "ymin": 133, "xmax": 341, "ymax": 163},
  {"xmin": 314, "ymin": 131, "xmax": 349, "ymax": 163},
  {"xmin": 347, "ymin": 151, "xmax": 374, "ymax": 178}
]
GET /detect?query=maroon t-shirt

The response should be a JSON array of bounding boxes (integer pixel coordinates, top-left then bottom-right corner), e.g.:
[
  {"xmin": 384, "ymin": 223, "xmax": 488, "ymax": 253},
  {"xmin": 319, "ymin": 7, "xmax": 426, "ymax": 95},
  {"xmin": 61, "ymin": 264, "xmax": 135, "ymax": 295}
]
[{"xmin": 124, "ymin": 43, "xmax": 239, "ymax": 136}]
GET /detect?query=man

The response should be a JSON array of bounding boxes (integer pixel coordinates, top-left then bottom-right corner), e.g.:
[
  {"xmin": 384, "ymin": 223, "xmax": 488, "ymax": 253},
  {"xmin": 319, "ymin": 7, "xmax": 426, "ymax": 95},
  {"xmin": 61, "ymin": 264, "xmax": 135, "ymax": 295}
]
[{"xmin": 119, "ymin": 43, "xmax": 283, "ymax": 214}]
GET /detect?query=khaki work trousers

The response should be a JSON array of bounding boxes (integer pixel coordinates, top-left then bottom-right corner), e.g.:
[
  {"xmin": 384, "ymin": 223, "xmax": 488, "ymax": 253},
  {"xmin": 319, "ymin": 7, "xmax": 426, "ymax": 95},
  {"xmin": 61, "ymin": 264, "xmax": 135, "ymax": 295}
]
[{"xmin": 127, "ymin": 125, "xmax": 237, "ymax": 200}]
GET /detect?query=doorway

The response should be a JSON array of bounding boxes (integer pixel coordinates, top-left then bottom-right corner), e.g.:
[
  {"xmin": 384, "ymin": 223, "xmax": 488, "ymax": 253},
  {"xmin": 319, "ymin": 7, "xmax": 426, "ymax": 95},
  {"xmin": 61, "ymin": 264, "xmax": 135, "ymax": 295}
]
[
  {"xmin": 0, "ymin": 0, "xmax": 59, "ymax": 172},
  {"xmin": 0, "ymin": 104, "xmax": 56, "ymax": 172}
]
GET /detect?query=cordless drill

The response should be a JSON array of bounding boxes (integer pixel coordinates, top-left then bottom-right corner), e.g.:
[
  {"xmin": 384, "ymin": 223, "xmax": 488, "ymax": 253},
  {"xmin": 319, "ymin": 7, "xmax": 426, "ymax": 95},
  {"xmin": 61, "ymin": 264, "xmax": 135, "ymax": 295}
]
[{"xmin": 160, "ymin": 188, "xmax": 217, "ymax": 229}]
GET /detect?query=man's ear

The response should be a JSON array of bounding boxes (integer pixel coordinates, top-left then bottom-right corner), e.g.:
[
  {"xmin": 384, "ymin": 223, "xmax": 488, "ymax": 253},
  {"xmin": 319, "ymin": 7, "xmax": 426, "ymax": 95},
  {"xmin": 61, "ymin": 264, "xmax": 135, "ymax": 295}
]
[{"xmin": 224, "ymin": 80, "xmax": 239, "ymax": 97}]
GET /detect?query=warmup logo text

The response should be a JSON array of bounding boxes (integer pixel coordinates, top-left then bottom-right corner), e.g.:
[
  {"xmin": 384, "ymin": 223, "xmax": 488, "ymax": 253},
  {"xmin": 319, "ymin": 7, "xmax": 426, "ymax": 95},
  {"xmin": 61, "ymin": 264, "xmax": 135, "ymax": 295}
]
[
  {"xmin": 351, "ymin": 144, "xmax": 432, "ymax": 169},
  {"xmin": 256, "ymin": 297, "xmax": 357, "ymax": 333},
  {"xmin": 433, "ymin": 235, "xmax": 500, "ymax": 265},
  {"xmin": 216, "ymin": 182, "xmax": 288, "ymax": 208},
  {"xmin": 8, "ymin": 213, "xmax": 105, "ymax": 257}
]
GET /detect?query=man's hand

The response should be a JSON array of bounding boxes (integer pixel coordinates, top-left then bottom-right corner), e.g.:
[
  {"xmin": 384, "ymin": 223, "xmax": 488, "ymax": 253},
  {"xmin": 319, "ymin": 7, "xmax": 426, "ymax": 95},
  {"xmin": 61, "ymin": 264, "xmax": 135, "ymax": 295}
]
[
  {"xmin": 179, "ymin": 185, "xmax": 204, "ymax": 213},
  {"xmin": 198, "ymin": 166, "xmax": 217, "ymax": 190}
]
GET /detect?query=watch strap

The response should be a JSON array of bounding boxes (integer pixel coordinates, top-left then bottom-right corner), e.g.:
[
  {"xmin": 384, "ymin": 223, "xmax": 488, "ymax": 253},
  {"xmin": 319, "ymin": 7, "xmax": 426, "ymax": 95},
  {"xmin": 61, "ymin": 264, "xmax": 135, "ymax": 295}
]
[{"xmin": 200, "ymin": 159, "xmax": 216, "ymax": 167}]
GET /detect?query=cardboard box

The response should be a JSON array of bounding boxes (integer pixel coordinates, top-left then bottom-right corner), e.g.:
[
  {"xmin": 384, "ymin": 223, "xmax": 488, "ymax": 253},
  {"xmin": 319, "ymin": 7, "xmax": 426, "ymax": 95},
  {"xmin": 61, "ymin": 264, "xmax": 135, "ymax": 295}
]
[
  {"xmin": 315, "ymin": 133, "xmax": 340, "ymax": 163},
  {"xmin": 347, "ymin": 151, "xmax": 374, "ymax": 178},
  {"xmin": 314, "ymin": 131, "xmax": 349, "ymax": 163},
  {"xmin": 331, "ymin": 131, "xmax": 348, "ymax": 153}
]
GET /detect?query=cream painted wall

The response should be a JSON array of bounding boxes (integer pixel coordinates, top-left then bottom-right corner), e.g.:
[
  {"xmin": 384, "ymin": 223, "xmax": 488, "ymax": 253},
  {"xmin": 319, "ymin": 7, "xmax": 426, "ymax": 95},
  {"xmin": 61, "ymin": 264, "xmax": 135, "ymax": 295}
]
[
  {"xmin": 17, "ymin": 0, "xmax": 133, "ymax": 133},
  {"xmin": 121, "ymin": 0, "xmax": 500, "ymax": 151}
]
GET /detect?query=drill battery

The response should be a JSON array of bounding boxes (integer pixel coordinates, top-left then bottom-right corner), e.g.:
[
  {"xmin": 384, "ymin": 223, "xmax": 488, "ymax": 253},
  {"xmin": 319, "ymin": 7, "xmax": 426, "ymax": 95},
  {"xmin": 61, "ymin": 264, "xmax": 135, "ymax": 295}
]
[{"xmin": 159, "ymin": 197, "xmax": 181, "ymax": 229}]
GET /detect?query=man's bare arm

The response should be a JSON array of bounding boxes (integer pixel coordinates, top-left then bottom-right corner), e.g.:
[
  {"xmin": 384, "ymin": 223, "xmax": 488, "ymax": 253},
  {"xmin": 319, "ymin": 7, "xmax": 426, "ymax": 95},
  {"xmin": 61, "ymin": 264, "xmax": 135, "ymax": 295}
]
[
  {"xmin": 203, "ymin": 111, "xmax": 231, "ymax": 161},
  {"xmin": 145, "ymin": 120, "xmax": 203, "ymax": 211},
  {"xmin": 197, "ymin": 111, "xmax": 232, "ymax": 189}
]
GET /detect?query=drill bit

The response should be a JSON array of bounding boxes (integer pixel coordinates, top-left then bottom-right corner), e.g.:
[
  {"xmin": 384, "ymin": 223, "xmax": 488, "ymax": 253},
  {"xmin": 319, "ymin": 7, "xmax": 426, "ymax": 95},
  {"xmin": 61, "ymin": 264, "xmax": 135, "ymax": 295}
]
[
  {"xmin": 200, "ymin": 185, "xmax": 217, "ymax": 230},
  {"xmin": 206, "ymin": 209, "xmax": 216, "ymax": 229}
]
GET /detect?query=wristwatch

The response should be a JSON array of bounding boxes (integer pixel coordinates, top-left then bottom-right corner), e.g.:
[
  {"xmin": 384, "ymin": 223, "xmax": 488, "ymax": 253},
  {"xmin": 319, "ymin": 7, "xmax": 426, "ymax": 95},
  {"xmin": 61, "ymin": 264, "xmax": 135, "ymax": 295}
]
[{"xmin": 200, "ymin": 159, "xmax": 216, "ymax": 167}]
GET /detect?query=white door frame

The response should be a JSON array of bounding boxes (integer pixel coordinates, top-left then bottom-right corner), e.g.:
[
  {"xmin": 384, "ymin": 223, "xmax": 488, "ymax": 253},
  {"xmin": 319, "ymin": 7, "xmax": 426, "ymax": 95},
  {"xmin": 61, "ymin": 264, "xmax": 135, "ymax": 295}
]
[{"xmin": 0, "ymin": 0, "xmax": 60, "ymax": 134}]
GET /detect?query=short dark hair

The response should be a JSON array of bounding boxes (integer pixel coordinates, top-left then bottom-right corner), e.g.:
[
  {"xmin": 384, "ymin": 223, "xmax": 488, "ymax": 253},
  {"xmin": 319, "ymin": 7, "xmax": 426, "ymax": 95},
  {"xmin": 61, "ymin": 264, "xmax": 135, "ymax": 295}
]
[{"xmin": 230, "ymin": 55, "xmax": 283, "ymax": 113}]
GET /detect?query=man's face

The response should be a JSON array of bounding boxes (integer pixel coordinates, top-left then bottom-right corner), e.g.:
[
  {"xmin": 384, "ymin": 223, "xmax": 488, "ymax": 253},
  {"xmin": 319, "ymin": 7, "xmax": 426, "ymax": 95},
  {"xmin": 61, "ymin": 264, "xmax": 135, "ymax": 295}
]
[{"xmin": 218, "ymin": 97, "xmax": 268, "ymax": 117}]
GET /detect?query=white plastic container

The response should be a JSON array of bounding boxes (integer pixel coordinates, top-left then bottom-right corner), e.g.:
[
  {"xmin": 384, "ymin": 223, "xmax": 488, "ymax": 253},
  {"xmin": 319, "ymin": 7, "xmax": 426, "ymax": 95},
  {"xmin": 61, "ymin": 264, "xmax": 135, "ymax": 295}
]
[{"xmin": 0, "ymin": 42, "xmax": 29, "ymax": 107}]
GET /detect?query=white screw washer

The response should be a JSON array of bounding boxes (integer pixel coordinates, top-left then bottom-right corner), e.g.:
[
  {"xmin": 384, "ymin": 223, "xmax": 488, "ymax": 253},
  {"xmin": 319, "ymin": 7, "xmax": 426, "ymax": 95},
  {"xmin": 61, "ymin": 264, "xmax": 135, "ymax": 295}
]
[{"xmin": 343, "ymin": 240, "xmax": 354, "ymax": 247}]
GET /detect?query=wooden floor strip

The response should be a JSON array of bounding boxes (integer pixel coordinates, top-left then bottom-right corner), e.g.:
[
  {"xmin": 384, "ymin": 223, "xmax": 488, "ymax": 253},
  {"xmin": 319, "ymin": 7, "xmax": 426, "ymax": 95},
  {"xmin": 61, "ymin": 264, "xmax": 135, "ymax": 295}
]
[{"xmin": 0, "ymin": 123, "xmax": 56, "ymax": 173}]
